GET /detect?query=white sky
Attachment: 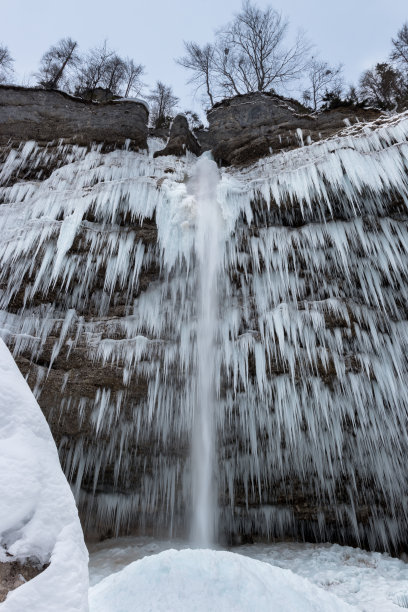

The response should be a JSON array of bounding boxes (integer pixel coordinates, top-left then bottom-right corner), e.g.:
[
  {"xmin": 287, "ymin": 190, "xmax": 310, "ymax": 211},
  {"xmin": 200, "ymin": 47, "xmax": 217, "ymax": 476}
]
[{"xmin": 2, "ymin": 0, "xmax": 408, "ymax": 115}]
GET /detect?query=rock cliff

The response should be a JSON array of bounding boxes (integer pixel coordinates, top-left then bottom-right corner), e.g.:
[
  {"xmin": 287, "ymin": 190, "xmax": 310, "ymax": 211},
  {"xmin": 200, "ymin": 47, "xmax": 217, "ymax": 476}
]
[
  {"xmin": 0, "ymin": 85, "xmax": 148, "ymax": 150},
  {"xmin": 196, "ymin": 91, "xmax": 381, "ymax": 165},
  {"xmin": 1, "ymin": 87, "xmax": 407, "ymax": 554}
]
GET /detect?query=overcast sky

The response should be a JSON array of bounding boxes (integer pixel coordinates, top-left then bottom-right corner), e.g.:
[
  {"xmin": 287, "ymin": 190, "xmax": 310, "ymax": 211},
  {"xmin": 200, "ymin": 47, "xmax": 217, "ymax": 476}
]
[{"xmin": 3, "ymin": 0, "xmax": 408, "ymax": 115}]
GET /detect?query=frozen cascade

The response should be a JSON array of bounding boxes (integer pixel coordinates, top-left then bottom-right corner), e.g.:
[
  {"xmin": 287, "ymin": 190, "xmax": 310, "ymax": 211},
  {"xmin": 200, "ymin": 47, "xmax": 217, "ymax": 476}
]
[
  {"xmin": 1, "ymin": 113, "xmax": 408, "ymax": 551},
  {"xmin": 190, "ymin": 154, "xmax": 223, "ymax": 546}
]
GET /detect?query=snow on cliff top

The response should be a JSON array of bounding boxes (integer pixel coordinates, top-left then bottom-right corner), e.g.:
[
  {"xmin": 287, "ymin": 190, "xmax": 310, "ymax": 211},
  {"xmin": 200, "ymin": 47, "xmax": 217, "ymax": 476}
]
[
  {"xmin": 89, "ymin": 548, "xmax": 355, "ymax": 612},
  {"xmin": 0, "ymin": 339, "xmax": 88, "ymax": 611}
]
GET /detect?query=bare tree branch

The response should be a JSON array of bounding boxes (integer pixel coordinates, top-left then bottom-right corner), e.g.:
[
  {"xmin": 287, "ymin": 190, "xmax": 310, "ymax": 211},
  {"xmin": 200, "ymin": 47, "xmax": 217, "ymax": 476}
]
[
  {"xmin": 359, "ymin": 62, "xmax": 406, "ymax": 109},
  {"xmin": 123, "ymin": 59, "xmax": 145, "ymax": 97},
  {"xmin": 36, "ymin": 38, "xmax": 79, "ymax": 90},
  {"xmin": 177, "ymin": 42, "xmax": 216, "ymax": 106},
  {"xmin": 177, "ymin": 1, "xmax": 311, "ymax": 103},
  {"xmin": 148, "ymin": 81, "xmax": 179, "ymax": 128},
  {"xmin": 74, "ymin": 41, "xmax": 115, "ymax": 97},
  {"xmin": 391, "ymin": 23, "xmax": 408, "ymax": 71},
  {"xmin": 302, "ymin": 58, "xmax": 343, "ymax": 110},
  {"xmin": 0, "ymin": 44, "xmax": 14, "ymax": 84}
]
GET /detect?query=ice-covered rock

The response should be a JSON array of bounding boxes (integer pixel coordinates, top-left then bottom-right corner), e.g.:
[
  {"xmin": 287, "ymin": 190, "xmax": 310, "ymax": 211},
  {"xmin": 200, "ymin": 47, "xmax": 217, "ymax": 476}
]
[
  {"xmin": 0, "ymin": 339, "xmax": 88, "ymax": 611},
  {"xmin": 1, "ymin": 105, "xmax": 408, "ymax": 552}
]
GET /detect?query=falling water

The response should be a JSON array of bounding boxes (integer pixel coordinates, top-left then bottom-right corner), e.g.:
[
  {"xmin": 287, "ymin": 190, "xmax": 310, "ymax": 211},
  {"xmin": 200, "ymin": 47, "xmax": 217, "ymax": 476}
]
[{"xmin": 191, "ymin": 154, "xmax": 222, "ymax": 546}]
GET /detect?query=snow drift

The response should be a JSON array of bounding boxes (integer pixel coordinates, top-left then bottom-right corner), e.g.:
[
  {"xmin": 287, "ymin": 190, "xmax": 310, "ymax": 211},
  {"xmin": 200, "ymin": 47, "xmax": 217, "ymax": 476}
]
[
  {"xmin": 0, "ymin": 339, "xmax": 88, "ymax": 611},
  {"xmin": 89, "ymin": 548, "xmax": 355, "ymax": 612}
]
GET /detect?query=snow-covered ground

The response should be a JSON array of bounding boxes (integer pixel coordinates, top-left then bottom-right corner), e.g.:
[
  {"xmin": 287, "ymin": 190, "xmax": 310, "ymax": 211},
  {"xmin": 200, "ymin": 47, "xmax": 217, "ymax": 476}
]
[
  {"xmin": 88, "ymin": 537, "xmax": 408, "ymax": 611},
  {"xmin": 0, "ymin": 339, "xmax": 89, "ymax": 611},
  {"xmin": 89, "ymin": 548, "xmax": 355, "ymax": 612}
]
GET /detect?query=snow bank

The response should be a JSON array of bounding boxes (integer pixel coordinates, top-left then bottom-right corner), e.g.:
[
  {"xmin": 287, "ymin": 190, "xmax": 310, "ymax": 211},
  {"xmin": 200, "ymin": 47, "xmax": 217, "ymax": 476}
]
[
  {"xmin": 88, "ymin": 537, "xmax": 408, "ymax": 610},
  {"xmin": 239, "ymin": 542, "xmax": 408, "ymax": 612},
  {"xmin": 0, "ymin": 339, "xmax": 88, "ymax": 611},
  {"xmin": 89, "ymin": 548, "xmax": 354, "ymax": 612}
]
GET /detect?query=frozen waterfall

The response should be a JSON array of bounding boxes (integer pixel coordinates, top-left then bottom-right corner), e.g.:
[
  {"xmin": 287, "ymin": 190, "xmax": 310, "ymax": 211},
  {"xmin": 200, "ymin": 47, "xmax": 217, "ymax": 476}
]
[{"xmin": 1, "ymin": 113, "xmax": 408, "ymax": 552}]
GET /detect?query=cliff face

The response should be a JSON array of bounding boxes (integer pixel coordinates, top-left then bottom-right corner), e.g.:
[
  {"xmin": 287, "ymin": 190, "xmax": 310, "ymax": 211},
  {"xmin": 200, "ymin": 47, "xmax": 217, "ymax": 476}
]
[
  {"xmin": 1, "ymin": 87, "xmax": 408, "ymax": 553},
  {"xmin": 0, "ymin": 86, "xmax": 148, "ymax": 150},
  {"xmin": 196, "ymin": 91, "xmax": 381, "ymax": 165}
]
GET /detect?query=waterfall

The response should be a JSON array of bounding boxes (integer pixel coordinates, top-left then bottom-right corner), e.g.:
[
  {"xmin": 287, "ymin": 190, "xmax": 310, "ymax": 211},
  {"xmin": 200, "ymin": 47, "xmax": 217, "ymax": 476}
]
[
  {"xmin": 191, "ymin": 155, "xmax": 222, "ymax": 546},
  {"xmin": 2, "ymin": 113, "xmax": 408, "ymax": 551}
]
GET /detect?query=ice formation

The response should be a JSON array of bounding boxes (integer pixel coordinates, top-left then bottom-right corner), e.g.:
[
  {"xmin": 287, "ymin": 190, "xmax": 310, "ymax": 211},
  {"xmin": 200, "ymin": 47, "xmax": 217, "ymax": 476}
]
[
  {"xmin": 0, "ymin": 339, "xmax": 88, "ymax": 611},
  {"xmin": 1, "ymin": 111, "xmax": 408, "ymax": 550}
]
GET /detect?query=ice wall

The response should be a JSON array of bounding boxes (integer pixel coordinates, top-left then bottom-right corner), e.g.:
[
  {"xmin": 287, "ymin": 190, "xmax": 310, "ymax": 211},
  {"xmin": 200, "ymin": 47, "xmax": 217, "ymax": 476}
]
[{"xmin": 1, "ymin": 113, "xmax": 408, "ymax": 551}]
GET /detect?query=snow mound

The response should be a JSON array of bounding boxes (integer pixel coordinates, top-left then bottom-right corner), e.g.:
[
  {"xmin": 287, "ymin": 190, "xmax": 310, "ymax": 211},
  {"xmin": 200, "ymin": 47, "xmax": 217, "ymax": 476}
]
[
  {"xmin": 89, "ymin": 548, "xmax": 355, "ymax": 612},
  {"xmin": 0, "ymin": 339, "xmax": 88, "ymax": 611}
]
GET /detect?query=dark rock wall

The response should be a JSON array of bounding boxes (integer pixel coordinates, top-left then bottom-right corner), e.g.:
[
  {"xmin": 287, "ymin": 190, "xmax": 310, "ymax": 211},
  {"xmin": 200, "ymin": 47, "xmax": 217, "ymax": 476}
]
[
  {"xmin": 0, "ymin": 86, "xmax": 148, "ymax": 150},
  {"xmin": 196, "ymin": 92, "xmax": 381, "ymax": 165}
]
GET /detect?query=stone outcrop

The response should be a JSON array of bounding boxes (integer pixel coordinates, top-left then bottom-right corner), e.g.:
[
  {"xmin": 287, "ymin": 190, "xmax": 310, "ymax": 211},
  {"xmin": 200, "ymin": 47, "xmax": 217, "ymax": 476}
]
[
  {"xmin": 0, "ymin": 86, "xmax": 383, "ymax": 165},
  {"xmin": 154, "ymin": 114, "xmax": 201, "ymax": 158},
  {"xmin": 0, "ymin": 85, "xmax": 148, "ymax": 150},
  {"xmin": 196, "ymin": 91, "xmax": 381, "ymax": 165},
  {"xmin": 0, "ymin": 561, "xmax": 47, "ymax": 603}
]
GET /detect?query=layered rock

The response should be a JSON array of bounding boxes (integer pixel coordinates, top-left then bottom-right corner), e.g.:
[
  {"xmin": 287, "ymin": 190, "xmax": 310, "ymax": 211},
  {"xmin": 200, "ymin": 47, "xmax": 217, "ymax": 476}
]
[
  {"xmin": 196, "ymin": 91, "xmax": 381, "ymax": 165},
  {"xmin": 0, "ymin": 85, "xmax": 148, "ymax": 150}
]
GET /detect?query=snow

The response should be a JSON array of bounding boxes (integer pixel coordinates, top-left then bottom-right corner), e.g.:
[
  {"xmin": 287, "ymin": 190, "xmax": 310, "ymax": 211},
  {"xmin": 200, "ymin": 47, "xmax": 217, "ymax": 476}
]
[
  {"xmin": 0, "ymin": 338, "xmax": 89, "ymax": 611},
  {"xmin": 113, "ymin": 97, "xmax": 149, "ymax": 111},
  {"xmin": 89, "ymin": 548, "xmax": 354, "ymax": 612},
  {"xmin": 88, "ymin": 537, "xmax": 408, "ymax": 611},
  {"xmin": 240, "ymin": 542, "xmax": 408, "ymax": 612}
]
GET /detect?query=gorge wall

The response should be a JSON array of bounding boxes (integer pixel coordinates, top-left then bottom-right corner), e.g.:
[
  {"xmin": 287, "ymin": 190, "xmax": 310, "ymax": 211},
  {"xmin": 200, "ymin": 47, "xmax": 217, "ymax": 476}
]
[{"xmin": 1, "ymin": 86, "xmax": 408, "ymax": 553}]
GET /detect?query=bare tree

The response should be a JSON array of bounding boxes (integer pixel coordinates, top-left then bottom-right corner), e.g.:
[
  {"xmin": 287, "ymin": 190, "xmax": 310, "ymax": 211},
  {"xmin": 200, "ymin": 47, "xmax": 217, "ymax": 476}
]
[
  {"xmin": 391, "ymin": 23, "xmax": 408, "ymax": 72},
  {"xmin": 184, "ymin": 110, "xmax": 203, "ymax": 130},
  {"xmin": 148, "ymin": 81, "xmax": 179, "ymax": 128},
  {"xmin": 359, "ymin": 62, "xmax": 406, "ymax": 109},
  {"xmin": 178, "ymin": 1, "xmax": 310, "ymax": 103},
  {"xmin": 0, "ymin": 44, "xmax": 14, "ymax": 84},
  {"xmin": 302, "ymin": 59, "xmax": 343, "ymax": 110},
  {"xmin": 123, "ymin": 59, "xmax": 145, "ymax": 97},
  {"xmin": 346, "ymin": 85, "xmax": 359, "ymax": 105},
  {"xmin": 177, "ymin": 42, "xmax": 216, "ymax": 106},
  {"xmin": 74, "ymin": 41, "xmax": 114, "ymax": 97},
  {"xmin": 100, "ymin": 53, "xmax": 126, "ymax": 93},
  {"xmin": 218, "ymin": 1, "xmax": 310, "ymax": 93},
  {"xmin": 74, "ymin": 42, "xmax": 144, "ymax": 99},
  {"xmin": 36, "ymin": 38, "xmax": 79, "ymax": 89}
]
